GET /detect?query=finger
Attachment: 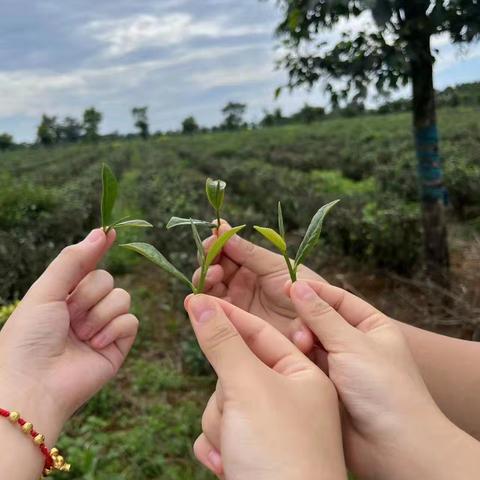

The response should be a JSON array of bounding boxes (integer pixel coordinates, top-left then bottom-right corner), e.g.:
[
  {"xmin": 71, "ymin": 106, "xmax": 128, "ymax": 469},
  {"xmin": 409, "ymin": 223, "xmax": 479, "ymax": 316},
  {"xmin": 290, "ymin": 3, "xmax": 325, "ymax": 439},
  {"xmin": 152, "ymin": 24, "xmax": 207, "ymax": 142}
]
[
  {"xmin": 67, "ymin": 270, "xmax": 114, "ymax": 323},
  {"xmin": 75, "ymin": 288, "xmax": 131, "ymax": 341},
  {"xmin": 209, "ymin": 282, "xmax": 228, "ymax": 298},
  {"xmin": 304, "ymin": 280, "xmax": 386, "ymax": 330},
  {"xmin": 192, "ymin": 264, "xmax": 224, "ymax": 291},
  {"xmin": 202, "ymin": 392, "xmax": 222, "ymax": 449},
  {"xmin": 289, "ymin": 281, "xmax": 361, "ymax": 352},
  {"xmin": 193, "ymin": 434, "xmax": 223, "ymax": 477},
  {"xmin": 226, "ymin": 267, "xmax": 256, "ymax": 311},
  {"xmin": 25, "ymin": 229, "xmax": 116, "ymax": 305},
  {"xmin": 219, "ymin": 255, "xmax": 239, "ymax": 283},
  {"xmin": 186, "ymin": 294, "xmax": 259, "ymax": 381},
  {"xmin": 212, "ymin": 297, "xmax": 315, "ymax": 375},
  {"xmin": 90, "ymin": 312, "xmax": 139, "ymax": 354},
  {"xmin": 217, "ymin": 222, "xmax": 285, "ymax": 276}
]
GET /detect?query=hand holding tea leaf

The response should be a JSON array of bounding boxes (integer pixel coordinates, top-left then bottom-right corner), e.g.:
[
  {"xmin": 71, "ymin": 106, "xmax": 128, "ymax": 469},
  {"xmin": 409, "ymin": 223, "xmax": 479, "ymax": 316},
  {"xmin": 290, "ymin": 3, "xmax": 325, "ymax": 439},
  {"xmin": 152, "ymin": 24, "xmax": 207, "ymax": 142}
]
[
  {"xmin": 121, "ymin": 177, "xmax": 243, "ymax": 294},
  {"xmin": 100, "ymin": 163, "xmax": 153, "ymax": 233}
]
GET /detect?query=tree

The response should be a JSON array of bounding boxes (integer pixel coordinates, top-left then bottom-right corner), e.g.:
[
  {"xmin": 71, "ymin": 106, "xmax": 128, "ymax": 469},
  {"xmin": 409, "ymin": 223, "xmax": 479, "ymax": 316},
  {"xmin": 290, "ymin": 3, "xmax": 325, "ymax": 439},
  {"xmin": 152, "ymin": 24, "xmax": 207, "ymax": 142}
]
[
  {"xmin": 274, "ymin": 1, "xmax": 480, "ymax": 284},
  {"xmin": 37, "ymin": 115, "xmax": 59, "ymax": 146},
  {"xmin": 291, "ymin": 104, "xmax": 326, "ymax": 124},
  {"xmin": 57, "ymin": 117, "xmax": 83, "ymax": 143},
  {"xmin": 182, "ymin": 116, "xmax": 199, "ymax": 134},
  {"xmin": 132, "ymin": 107, "xmax": 150, "ymax": 139},
  {"xmin": 260, "ymin": 108, "xmax": 285, "ymax": 127},
  {"xmin": 221, "ymin": 102, "xmax": 247, "ymax": 130},
  {"xmin": 83, "ymin": 107, "xmax": 102, "ymax": 142},
  {"xmin": 0, "ymin": 133, "xmax": 14, "ymax": 151}
]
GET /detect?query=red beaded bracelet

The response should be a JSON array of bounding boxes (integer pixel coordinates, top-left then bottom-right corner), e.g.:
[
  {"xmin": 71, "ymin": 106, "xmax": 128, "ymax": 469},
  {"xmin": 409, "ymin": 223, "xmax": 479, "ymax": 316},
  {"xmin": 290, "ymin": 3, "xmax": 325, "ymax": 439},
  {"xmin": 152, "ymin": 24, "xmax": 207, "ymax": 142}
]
[{"xmin": 0, "ymin": 407, "xmax": 70, "ymax": 477}]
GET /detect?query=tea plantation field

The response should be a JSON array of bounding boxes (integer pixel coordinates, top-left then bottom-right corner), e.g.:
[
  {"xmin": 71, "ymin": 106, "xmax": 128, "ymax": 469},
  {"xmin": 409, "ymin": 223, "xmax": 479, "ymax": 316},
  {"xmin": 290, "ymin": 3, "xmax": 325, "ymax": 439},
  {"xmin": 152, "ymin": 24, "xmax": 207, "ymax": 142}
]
[{"xmin": 1, "ymin": 106, "xmax": 479, "ymax": 478}]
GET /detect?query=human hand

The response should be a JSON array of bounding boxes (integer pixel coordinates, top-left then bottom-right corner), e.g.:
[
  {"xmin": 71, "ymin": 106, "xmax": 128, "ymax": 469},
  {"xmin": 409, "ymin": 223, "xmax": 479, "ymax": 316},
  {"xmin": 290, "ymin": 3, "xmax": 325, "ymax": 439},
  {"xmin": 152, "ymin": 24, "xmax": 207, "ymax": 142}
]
[
  {"xmin": 193, "ymin": 220, "xmax": 322, "ymax": 354},
  {"xmin": 0, "ymin": 229, "xmax": 139, "ymax": 444},
  {"xmin": 184, "ymin": 294, "xmax": 346, "ymax": 480},
  {"xmin": 288, "ymin": 280, "xmax": 480, "ymax": 480}
]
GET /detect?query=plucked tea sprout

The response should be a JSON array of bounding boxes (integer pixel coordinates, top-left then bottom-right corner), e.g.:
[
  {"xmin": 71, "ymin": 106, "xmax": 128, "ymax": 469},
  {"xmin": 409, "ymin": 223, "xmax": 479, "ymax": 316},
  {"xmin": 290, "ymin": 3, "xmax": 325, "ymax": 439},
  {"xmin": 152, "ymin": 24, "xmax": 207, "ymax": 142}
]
[
  {"xmin": 254, "ymin": 200, "xmax": 339, "ymax": 282},
  {"xmin": 121, "ymin": 178, "xmax": 245, "ymax": 294},
  {"xmin": 100, "ymin": 163, "xmax": 153, "ymax": 233}
]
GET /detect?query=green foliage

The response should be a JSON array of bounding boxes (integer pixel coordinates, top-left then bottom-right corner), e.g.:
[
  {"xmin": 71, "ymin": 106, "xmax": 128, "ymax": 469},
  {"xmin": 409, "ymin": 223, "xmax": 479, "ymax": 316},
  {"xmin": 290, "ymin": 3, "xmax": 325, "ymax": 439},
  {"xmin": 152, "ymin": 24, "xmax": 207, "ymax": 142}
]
[
  {"xmin": 83, "ymin": 107, "xmax": 103, "ymax": 142},
  {"xmin": 0, "ymin": 301, "xmax": 18, "ymax": 327},
  {"xmin": 255, "ymin": 200, "xmax": 339, "ymax": 282},
  {"xmin": 0, "ymin": 133, "xmax": 14, "ymax": 151},
  {"xmin": 275, "ymin": 1, "xmax": 480, "ymax": 105},
  {"xmin": 132, "ymin": 107, "xmax": 150, "ymax": 139},
  {"xmin": 182, "ymin": 116, "xmax": 200, "ymax": 134},
  {"xmin": 100, "ymin": 163, "xmax": 152, "ymax": 232},
  {"xmin": 37, "ymin": 114, "xmax": 59, "ymax": 146},
  {"xmin": 221, "ymin": 102, "xmax": 247, "ymax": 130}
]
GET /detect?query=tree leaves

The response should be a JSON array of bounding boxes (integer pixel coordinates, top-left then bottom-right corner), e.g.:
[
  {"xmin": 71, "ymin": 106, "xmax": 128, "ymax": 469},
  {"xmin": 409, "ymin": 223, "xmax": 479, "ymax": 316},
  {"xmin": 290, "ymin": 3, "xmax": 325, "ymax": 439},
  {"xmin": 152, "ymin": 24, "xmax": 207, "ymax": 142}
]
[
  {"xmin": 167, "ymin": 217, "xmax": 216, "ymax": 230},
  {"xmin": 112, "ymin": 219, "xmax": 153, "ymax": 229},
  {"xmin": 120, "ymin": 242, "xmax": 193, "ymax": 291},
  {"xmin": 278, "ymin": 201, "xmax": 285, "ymax": 239},
  {"xmin": 101, "ymin": 163, "xmax": 118, "ymax": 230},
  {"xmin": 294, "ymin": 199, "xmax": 340, "ymax": 269},
  {"xmin": 253, "ymin": 226, "xmax": 287, "ymax": 254},
  {"xmin": 205, "ymin": 225, "xmax": 245, "ymax": 269}
]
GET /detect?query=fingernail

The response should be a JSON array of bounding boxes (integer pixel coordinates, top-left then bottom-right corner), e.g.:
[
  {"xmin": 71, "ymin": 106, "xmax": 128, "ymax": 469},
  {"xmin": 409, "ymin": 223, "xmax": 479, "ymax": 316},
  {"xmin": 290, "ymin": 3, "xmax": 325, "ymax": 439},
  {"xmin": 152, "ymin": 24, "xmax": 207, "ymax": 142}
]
[
  {"xmin": 189, "ymin": 295, "xmax": 216, "ymax": 323},
  {"xmin": 293, "ymin": 281, "xmax": 316, "ymax": 301},
  {"xmin": 85, "ymin": 229, "xmax": 104, "ymax": 243},
  {"xmin": 207, "ymin": 449, "xmax": 222, "ymax": 472}
]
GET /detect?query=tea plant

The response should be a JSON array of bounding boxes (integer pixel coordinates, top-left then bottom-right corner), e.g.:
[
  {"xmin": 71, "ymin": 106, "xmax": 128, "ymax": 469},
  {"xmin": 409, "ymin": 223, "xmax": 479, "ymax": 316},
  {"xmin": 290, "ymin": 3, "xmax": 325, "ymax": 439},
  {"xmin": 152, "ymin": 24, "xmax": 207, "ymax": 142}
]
[
  {"xmin": 254, "ymin": 200, "xmax": 339, "ymax": 282},
  {"xmin": 121, "ymin": 178, "xmax": 245, "ymax": 294},
  {"xmin": 101, "ymin": 163, "xmax": 153, "ymax": 233}
]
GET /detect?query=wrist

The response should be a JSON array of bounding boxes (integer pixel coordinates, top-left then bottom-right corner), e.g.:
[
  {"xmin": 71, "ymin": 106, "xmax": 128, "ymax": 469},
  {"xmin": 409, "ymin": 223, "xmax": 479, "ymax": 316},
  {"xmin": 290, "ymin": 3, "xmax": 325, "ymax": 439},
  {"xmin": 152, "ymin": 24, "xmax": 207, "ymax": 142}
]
[
  {"xmin": 0, "ymin": 374, "xmax": 66, "ymax": 446},
  {"xmin": 376, "ymin": 407, "xmax": 480, "ymax": 480}
]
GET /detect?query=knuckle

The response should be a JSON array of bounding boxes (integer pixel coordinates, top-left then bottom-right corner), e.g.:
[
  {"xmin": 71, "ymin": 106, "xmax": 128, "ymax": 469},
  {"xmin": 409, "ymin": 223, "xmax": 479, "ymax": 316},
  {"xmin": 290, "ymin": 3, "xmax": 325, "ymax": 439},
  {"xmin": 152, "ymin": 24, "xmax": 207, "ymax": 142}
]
[
  {"xmin": 60, "ymin": 245, "xmax": 87, "ymax": 271},
  {"xmin": 205, "ymin": 322, "xmax": 238, "ymax": 352},
  {"xmin": 96, "ymin": 269, "xmax": 114, "ymax": 288},
  {"xmin": 308, "ymin": 299, "xmax": 333, "ymax": 319}
]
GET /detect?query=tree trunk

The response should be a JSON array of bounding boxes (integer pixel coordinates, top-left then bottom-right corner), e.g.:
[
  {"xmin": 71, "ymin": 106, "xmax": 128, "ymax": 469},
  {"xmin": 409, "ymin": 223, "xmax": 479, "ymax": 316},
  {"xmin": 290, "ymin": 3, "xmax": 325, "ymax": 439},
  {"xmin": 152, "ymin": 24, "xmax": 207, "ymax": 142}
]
[{"xmin": 409, "ymin": 33, "xmax": 450, "ymax": 286}]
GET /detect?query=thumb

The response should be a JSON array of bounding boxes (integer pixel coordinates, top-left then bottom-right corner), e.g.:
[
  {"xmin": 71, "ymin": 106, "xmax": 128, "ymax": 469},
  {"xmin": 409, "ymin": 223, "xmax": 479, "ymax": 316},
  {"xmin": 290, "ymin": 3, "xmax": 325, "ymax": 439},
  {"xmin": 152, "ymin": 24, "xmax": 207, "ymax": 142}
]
[
  {"xmin": 289, "ymin": 281, "xmax": 361, "ymax": 352},
  {"xmin": 24, "ymin": 229, "xmax": 116, "ymax": 305},
  {"xmin": 218, "ymin": 220, "xmax": 285, "ymax": 275},
  {"xmin": 186, "ymin": 294, "xmax": 258, "ymax": 382}
]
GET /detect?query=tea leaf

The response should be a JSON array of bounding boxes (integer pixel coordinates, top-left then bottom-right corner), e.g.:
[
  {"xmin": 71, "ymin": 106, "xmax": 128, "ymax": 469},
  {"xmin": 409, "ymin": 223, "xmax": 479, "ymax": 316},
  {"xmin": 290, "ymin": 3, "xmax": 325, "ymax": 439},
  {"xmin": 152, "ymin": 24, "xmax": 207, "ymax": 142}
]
[
  {"xmin": 120, "ymin": 242, "xmax": 193, "ymax": 290},
  {"xmin": 253, "ymin": 226, "xmax": 287, "ymax": 254},
  {"xmin": 190, "ymin": 219, "xmax": 205, "ymax": 262},
  {"xmin": 101, "ymin": 163, "xmax": 118, "ymax": 229},
  {"xmin": 277, "ymin": 201, "xmax": 285, "ymax": 239},
  {"xmin": 205, "ymin": 178, "xmax": 226, "ymax": 211},
  {"xmin": 112, "ymin": 219, "xmax": 153, "ymax": 229},
  {"xmin": 294, "ymin": 199, "xmax": 340, "ymax": 269},
  {"xmin": 205, "ymin": 225, "xmax": 245, "ymax": 269},
  {"xmin": 167, "ymin": 217, "xmax": 215, "ymax": 230}
]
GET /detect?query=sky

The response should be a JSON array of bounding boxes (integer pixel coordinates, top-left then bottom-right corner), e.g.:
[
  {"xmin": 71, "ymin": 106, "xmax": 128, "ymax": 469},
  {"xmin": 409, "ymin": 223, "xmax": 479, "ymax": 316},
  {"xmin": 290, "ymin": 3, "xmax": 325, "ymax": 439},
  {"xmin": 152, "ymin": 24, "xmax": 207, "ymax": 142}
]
[{"xmin": 0, "ymin": 0, "xmax": 479, "ymax": 142}]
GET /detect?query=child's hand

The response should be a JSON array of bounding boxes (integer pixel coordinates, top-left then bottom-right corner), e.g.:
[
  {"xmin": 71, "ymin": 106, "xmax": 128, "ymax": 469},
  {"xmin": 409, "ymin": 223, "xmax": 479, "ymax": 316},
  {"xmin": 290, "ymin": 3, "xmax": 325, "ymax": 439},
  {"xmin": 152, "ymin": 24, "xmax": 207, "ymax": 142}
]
[
  {"xmin": 289, "ymin": 280, "xmax": 480, "ymax": 480},
  {"xmin": 192, "ymin": 220, "xmax": 322, "ymax": 354},
  {"xmin": 185, "ymin": 294, "xmax": 347, "ymax": 480},
  {"xmin": 0, "ymin": 229, "xmax": 139, "ymax": 444}
]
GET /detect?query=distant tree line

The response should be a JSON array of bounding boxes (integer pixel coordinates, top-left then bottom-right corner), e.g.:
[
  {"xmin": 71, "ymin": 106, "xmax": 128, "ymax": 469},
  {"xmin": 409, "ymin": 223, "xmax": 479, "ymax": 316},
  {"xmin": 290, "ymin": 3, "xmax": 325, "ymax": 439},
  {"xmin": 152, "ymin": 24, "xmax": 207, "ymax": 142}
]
[{"xmin": 1, "ymin": 81, "xmax": 478, "ymax": 150}]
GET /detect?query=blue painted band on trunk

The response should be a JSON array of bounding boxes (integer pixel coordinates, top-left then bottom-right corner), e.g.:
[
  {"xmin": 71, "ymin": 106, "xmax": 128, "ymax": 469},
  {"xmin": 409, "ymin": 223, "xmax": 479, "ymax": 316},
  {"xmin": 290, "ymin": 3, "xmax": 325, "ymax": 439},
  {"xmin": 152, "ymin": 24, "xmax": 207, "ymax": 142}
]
[{"xmin": 414, "ymin": 125, "xmax": 448, "ymax": 204}]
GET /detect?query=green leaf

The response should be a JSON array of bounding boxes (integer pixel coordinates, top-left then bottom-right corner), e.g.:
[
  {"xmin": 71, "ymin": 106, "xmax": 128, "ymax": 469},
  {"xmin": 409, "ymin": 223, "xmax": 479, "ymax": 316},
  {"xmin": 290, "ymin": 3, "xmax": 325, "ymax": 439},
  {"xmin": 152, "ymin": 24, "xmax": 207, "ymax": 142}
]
[
  {"xmin": 112, "ymin": 219, "xmax": 153, "ymax": 229},
  {"xmin": 101, "ymin": 163, "xmax": 118, "ymax": 229},
  {"xmin": 167, "ymin": 217, "xmax": 215, "ymax": 230},
  {"xmin": 205, "ymin": 178, "xmax": 226, "ymax": 212},
  {"xmin": 253, "ymin": 226, "xmax": 287, "ymax": 254},
  {"xmin": 190, "ymin": 219, "xmax": 205, "ymax": 262},
  {"xmin": 205, "ymin": 225, "xmax": 245, "ymax": 269},
  {"xmin": 277, "ymin": 201, "xmax": 285, "ymax": 239},
  {"xmin": 294, "ymin": 200, "xmax": 340, "ymax": 269},
  {"xmin": 120, "ymin": 243, "xmax": 193, "ymax": 290}
]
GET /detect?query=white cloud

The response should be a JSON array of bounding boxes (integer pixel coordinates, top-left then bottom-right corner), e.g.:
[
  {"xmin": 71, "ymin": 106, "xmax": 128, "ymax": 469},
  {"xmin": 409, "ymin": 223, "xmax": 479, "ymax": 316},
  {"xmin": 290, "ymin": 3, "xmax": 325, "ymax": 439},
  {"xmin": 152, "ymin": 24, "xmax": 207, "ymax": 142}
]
[{"xmin": 83, "ymin": 13, "xmax": 270, "ymax": 58}]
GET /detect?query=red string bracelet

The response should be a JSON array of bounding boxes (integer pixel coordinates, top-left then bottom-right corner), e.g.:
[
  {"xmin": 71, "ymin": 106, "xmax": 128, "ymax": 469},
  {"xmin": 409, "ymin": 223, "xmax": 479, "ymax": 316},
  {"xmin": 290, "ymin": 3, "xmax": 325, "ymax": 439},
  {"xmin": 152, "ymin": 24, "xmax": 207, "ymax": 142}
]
[{"xmin": 0, "ymin": 407, "xmax": 70, "ymax": 477}]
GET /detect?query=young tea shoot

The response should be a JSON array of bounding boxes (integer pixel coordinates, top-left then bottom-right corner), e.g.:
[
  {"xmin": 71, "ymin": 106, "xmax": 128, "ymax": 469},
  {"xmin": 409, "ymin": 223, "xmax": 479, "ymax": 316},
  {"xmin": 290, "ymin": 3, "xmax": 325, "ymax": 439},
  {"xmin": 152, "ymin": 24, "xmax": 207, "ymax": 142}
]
[
  {"xmin": 121, "ymin": 177, "xmax": 245, "ymax": 294},
  {"xmin": 254, "ymin": 200, "xmax": 339, "ymax": 282},
  {"xmin": 101, "ymin": 163, "xmax": 153, "ymax": 233}
]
